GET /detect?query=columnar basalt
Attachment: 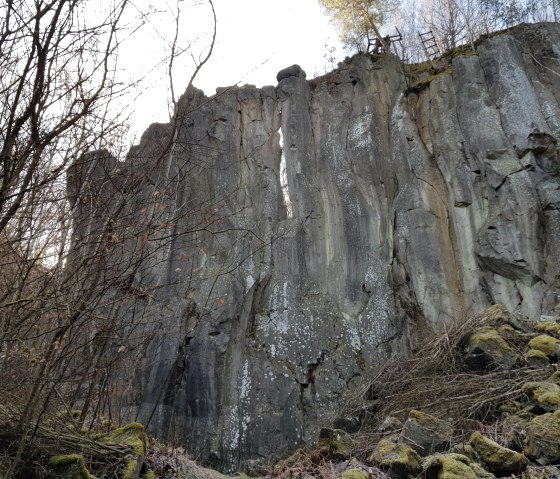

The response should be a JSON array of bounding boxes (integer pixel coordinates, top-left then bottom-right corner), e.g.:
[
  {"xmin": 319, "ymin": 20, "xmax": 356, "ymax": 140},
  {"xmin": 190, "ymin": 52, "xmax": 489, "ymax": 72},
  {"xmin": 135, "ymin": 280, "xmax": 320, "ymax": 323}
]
[{"xmin": 70, "ymin": 23, "xmax": 560, "ymax": 472}]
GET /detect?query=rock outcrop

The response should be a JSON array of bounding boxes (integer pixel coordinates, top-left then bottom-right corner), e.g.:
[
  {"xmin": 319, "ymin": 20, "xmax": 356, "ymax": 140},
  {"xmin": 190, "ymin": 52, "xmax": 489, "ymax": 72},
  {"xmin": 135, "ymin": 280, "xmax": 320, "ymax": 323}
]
[{"xmin": 69, "ymin": 23, "xmax": 560, "ymax": 471}]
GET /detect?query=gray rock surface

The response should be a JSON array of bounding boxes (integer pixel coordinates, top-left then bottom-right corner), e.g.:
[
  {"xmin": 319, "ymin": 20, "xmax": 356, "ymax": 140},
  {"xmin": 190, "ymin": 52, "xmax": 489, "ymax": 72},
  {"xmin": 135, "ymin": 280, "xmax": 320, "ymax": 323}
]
[{"xmin": 69, "ymin": 23, "xmax": 560, "ymax": 472}]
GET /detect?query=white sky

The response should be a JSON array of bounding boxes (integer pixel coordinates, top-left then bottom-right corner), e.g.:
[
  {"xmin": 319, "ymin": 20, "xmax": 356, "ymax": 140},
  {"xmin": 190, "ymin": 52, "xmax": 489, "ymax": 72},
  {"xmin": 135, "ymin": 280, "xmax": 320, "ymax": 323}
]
[{"xmin": 117, "ymin": 0, "xmax": 343, "ymax": 141}]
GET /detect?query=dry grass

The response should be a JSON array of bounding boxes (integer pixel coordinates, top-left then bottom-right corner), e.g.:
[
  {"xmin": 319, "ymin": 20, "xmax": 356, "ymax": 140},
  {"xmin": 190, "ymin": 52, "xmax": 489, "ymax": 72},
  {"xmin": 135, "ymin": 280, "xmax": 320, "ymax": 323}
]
[
  {"xmin": 340, "ymin": 307, "xmax": 554, "ymax": 457},
  {"xmin": 269, "ymin": 447, "xmax": 391, "ymax": 479}
]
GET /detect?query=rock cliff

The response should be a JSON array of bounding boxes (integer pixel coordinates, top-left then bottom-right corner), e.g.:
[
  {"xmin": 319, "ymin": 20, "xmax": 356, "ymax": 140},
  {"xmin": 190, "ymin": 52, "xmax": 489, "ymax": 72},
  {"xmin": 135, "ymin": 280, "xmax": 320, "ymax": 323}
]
[{"xmin": 69, "ymin": 23, "xmax": 560, "ymax": 472}]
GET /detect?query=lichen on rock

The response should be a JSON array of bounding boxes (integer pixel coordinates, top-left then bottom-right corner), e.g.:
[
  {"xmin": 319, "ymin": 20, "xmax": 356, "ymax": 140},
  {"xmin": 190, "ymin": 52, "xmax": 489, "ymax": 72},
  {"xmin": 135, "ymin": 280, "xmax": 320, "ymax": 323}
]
[
  {"xmin": 318, "ymin": 428, "xmax": 353, "ymax": 460},
  {"xmin": 524, "ymin": 410, "xmax": 560, "ymax": 465},
  {"xmin": 369, "ymin": 439, "xmax": 421, "ymax": 478},
  {"xmin": 401, "ymin": 410, "xmax": 453, "ymax": 455},
  {"xmin": 422, "ymin": 453, "xmax": 494, "ymax": 479},
  {"xmin": 528, "ymin": 335, "xmax": 560, "ymax": 359},
  {"xmin": 468, "ymin": 431, "xmax": 528, "ymax": 475},
  {"xmin": 463, "ymin": 327, "xmax": 520, "ymax": 371},
  {"xmin": 522, "ymin": 381, "xmax": 560, "ymax": 411},
  {"xmin": 47, "ymin": 454, "xmax": 95, "ymax": 479}
]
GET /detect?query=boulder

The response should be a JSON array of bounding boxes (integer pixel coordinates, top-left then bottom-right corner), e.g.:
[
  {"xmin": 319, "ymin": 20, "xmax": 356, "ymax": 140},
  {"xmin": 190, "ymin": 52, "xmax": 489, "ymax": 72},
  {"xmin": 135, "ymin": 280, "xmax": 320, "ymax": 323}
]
[
  {"xmin": 500, "ymin": 414, "xmax": 532, "ymax": 451},
  {"xmin": 522, "ymin": 381, "xmax": 560, "ymax": 411},
  {"xmin": 528, "ymin": 335, "xmax": 560, "ymax": 359},
  {"xmin": 524, "ymin": 410, "xmax": 560, "ymax": 465},
  {"xmin": 276, "ymin": 64, "xmax": 306, "ymax": 82},
  {"xmin": 468, "ymin": 431, "xmax": 528, "ymax": 475},
  {"xmin": 47, "ymin": 455, "xmax": 95, "ymax": 479},
  {"xmin": 318, "ymin": 428, "xmax": 353, "ymax": 459},
  {"xmin": 104, "ymin": 423, "xmax": 148, "ymax": 479},
  {"xmin": 378, "ymin": 416, "xmax": 403, "ymax": 434},
  {"xmin": 549, "ymin": 371, "xmax": 560, "ymax": 384},
  {"xmin": 369, "ymin": 439, "xmax": 422, "ymax": 479},
  {"xmin": 534, "ymin": 320, "xmax": 560, "ymax": 338},
  {"xmin": 525, "ymin": 349, "xmax": 550, "ymax": 368},
  {"xmin": 340, "ymin": 468, "xmax": 369, "ymax": 479},
  {"xmin": 400, "ymin": 410, "xmax": 453, "ymax": 455},
  {"xmin": 422, "ymin": 453, "xmax": 495, "ymax": 479},
  {"xmin": 463, "ymin": 327, "xmax": 520, "ymax": 371}
]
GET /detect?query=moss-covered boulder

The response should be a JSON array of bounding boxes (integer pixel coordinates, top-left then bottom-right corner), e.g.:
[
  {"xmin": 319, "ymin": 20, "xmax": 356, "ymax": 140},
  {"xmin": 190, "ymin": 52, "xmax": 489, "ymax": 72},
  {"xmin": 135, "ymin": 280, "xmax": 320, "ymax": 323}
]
[
  {"xmin": 103, "ymin": 423, "xmax": 149, "ymax": 479},
  {"xmin": 534, "ymin": 320, "xmax": 560, "ymax": 338},
  {"xmin": 549, "ymin": 371, "xmax": 560, "ymax": 384},
  {"xmin": 523, "ymin": 465, "xmax": 560, "ymax": 478},
  {"xmin": 528, "ymin": 335, "xmax": 560, "ymax": 359},
  {"xmin": 468, "ymin": 431, "xmax": 528, "ymax": 475},
  {"xmin": 105, "ymin": 423, "xmax": 147, "ymax": 456},
  {"xmin": 449, "ymin": 443, "xmax": 478, "ymax": 462},
  {"xmin": 401, "ymin": 410, "xmax": 453, "ymax": 455},
  {"xmin": 340, "ymin": 467, "xmax": 369, "ymax": 479},
  {"xmin": 524, "ymin": 409, "xmax": 560, "ymax": 465},
  {"xmin": 522, "ymin": 381, "xmax": 560, "ymax": 411},
  {"xmin": 47, "ymin": 454, "xmax": 95, "ymax": 479},
  {"xmin": 318, "ymin": 428, "xmax": 353, "ymax": 459},
  {"xmin": 378, "ymin": 416, "xmax": 403, "ymax": 434},
  {"xmin": 500, "ymin": 414, "xmax": 531, "ymax": 451},
  {"xmin": 525, "ymin": 349, "xmax": 550, "ymax": 368},
  {"xmin": 368, "ymin": 439, "xmax": 421, "ymax": 479},
  {"xmin": 463, "ymin": 327, "xmax": 520, "ymax": 371},
  {"xmin": 422, "ymin": 453, "xmax": 495, "ymax": 479}
]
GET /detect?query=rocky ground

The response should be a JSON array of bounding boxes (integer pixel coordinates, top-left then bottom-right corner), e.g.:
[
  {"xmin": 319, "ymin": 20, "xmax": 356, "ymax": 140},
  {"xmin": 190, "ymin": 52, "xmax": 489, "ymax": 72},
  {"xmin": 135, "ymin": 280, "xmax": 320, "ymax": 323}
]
[
  {"xmin": 267, "ymin": 305, "xmax": 560, "ymax": 479},
  {"xmin": 7, "ymin": 304, "xmax": 560, "ymax": 478}
]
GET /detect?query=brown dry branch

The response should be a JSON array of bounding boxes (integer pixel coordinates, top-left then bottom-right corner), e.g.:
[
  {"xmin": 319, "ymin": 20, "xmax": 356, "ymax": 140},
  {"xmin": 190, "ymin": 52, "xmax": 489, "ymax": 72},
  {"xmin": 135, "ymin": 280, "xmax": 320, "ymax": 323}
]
[{"xmin": 341, "ymin": 307, "xmax": 553, "ymax": 458}]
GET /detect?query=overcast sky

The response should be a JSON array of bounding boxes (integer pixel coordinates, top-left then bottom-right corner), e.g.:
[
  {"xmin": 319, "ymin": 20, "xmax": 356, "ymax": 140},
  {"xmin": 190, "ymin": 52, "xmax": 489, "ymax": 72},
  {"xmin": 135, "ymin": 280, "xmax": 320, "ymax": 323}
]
[{"xmin": 117, "ymin": 0, "xmax": 343, "ymax": 141}]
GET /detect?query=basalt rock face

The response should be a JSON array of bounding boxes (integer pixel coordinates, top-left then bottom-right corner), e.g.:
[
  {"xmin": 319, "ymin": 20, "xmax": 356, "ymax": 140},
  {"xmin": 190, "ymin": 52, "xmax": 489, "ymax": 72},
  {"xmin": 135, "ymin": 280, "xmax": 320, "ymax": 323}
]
[{"xmin": 70, "ymin": 23, "xmax": 560, "ymax": 472}]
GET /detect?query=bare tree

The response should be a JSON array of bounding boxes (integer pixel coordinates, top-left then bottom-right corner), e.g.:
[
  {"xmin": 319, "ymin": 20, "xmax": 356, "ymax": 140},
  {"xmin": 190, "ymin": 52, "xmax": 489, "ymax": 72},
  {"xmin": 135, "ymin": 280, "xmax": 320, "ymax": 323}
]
[{"xmin": 0, "ymin": 0, "xmax": 220, "ymax": 476}]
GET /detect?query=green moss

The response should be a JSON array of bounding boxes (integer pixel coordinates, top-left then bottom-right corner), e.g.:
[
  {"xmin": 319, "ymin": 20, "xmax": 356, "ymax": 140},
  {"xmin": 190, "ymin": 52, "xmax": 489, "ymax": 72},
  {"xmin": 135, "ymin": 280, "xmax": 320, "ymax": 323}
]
[
  {"xmin": 481, "ymin": 304, "xmax": 510, "ymax": 325},
  {"xmin": 105, "ymin": 422, "xmax": 147, "ymax": 456},
  {"xmin": 48, "ymin": 454, "xmax": 94, "ymax": 479},
  {"xmin": 441, "ymin": 43, "xmax": 479, "ymax": 61},
  {"xmin": 468, "ymin": 327, "xmax": 516, "ymax": 363},
  {"xmin": 408, "ymin": 66, "xmax": 452, "ymax": 93},
  {"xmin": 409, "ymin": 409, "xmax": 437, "ymax": 427},
  {"xmin": 500, "ymin": 400, "xmax": 524, "ymax": 415},
  {"xmin": 123, "ymin": 459, "xmax": 138, "ymax": 479},
  {"xmin": 469, "ymin": 431, "xmax": 528, "ymax": 474},
  {"xmin": 423, "ymin": 453, "xmax": 491, "ymax": 479},
  {"xmin": 527, "ymin": 349, "xmax": 548, "ymax": 360},
  {"xmin": 522, "ymin": 382, "xmax": 560, "ymax": 410},
  {"xmin": 340, "ymin": 468, "xmax": 368, "ymax": 479},
  {"xmin": 143, "ymin": 471, "xmax": 156, "ymax": 479},
  {"xmin": 549, "ymin": 371, "xmax": 560, "ymax": 384},
  {"xmin": 370, "ymin": 439, "xmax": 421, "ymax": 476},
  {"xmin": 318, "ymin": 428, "xmax": 353, "ymax": 459},
  {"xmin": 524, "ymin": 410, "xmax": 560, "ymax": 464},
  {"xmin": 534, "ymin": 321, "xmax": 560, "ymax": 338},
  {"xmin": 528, "ymin": 335, "xmax": 560, "ymax": 357}
]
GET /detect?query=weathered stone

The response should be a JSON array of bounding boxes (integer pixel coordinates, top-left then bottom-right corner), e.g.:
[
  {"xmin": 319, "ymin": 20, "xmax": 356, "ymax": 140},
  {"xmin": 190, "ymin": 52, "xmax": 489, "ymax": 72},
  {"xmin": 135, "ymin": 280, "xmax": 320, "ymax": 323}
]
[
  {"xmin": 524, "ymin": 410, "xmax": 560, "ymax": 465},
  {"xmin": 47, "ymin": 455, "xmax": 95, "ymax": 479},
  {"xmin": 525, "ymin": 349, "xmax": 550, "ymax": 368},
  {"xmin": 400, "ymin": 410, "xmax": 453, "ymax": 455},
  {"xmin": 67, "ymin": 23, "xmax": 560, "ymax": 471},
  {"xmin": 369, "ymin": 439, "xmax": 422, "ymax": 479},
  {"xmin": 528, "ymin": 334, "xmax": 560, "ymax": 358},
  {"xmin": 501, "ymin": 414, "xmax": 532, "ymax": 451},
  {"xmin": 422, "ymin": 453, "xmax": 495, "ymax": 479},
  {"xmin": 318, "ymin": 428, "xmax": 353, "ymax": 459},
  {"xmin": 463, "ymin": 327, "xmax": 520, "ymax": 371},
  {"xmin": 276, "ymin": 64, "xmax": 306, "ymax": 82},
  {"xmin": 522, "ymin": 381, "xmax": 560, "ymax": 411},
  {"xmin": 340, "ymin": 468, "xmax": 369, "ymax": 479},
  {"xmin": 468, "ymin": 431, "xmax": 528, "ymax": 475},
  {"xmin": 534, "ymin": 320, "xmax": 560, "ymax": 338},
  {"xmin": 378, "ymin": 416, "xmax": 403, "ymax": 434}
]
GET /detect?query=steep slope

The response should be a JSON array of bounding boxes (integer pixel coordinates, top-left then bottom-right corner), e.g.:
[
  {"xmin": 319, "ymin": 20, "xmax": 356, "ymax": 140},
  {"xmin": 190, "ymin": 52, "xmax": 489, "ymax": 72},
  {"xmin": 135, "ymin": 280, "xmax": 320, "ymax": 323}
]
[{"xmin": 69, "ymin": 23, "xmax": 560, "ymax": 472}]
